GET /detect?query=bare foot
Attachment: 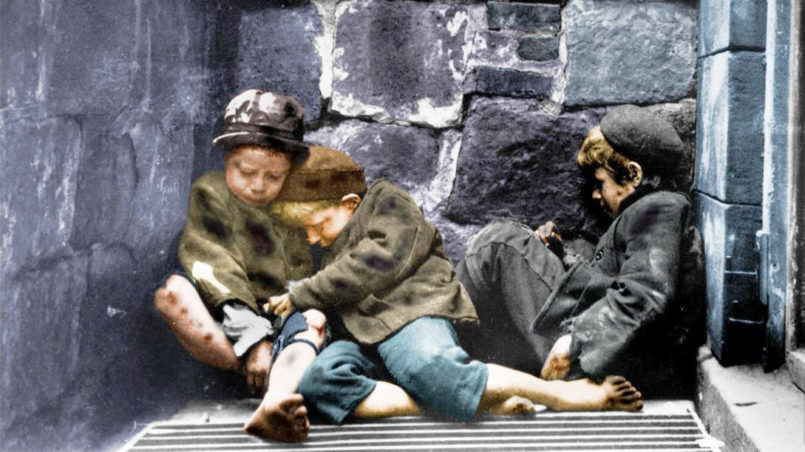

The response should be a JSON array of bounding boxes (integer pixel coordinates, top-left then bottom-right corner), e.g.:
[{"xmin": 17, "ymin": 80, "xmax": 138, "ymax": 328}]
[
  {"xmin": 244, "ymin": 393, "xmax": 309, "ymax": 443},
  {"xmin": 545, "ymin": 376, "xmax": 643, "ymax": 412},
  {"xmin": 488, "ymin": 396, "xmax": 536, "ymax": 415}
]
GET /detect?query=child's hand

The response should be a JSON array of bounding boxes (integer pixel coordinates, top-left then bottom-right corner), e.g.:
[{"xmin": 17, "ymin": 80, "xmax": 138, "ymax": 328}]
[
  {"xmin": 535, "ymin": 221, "xmax": 564, "ymax": 258},
  {"xmin": 540, "ymin": 334, "xmax": 572, "ymax": 380},
  {"xmin": 245, "ymin": 340, "xmax": 272, "ymax": 393},
  {"xmin": 266, "ymin": 293, "xmax": 294, "ymax": 319}
]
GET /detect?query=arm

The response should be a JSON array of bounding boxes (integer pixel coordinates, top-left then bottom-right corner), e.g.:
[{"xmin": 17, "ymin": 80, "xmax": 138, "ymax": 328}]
[
  {"xmin": 568, "ymin": 194, "xmax": 687, "ymax": 377},
  {"xmin": 178, "ymin": 177, "xmax": 257, "ymax": 311},
  {"xmin": 291, "ymin": 183, "xmax": 434, "ymax": 310}
]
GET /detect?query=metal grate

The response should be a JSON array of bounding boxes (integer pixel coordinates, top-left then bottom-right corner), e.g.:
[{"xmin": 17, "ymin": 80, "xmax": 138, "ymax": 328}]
[{"xmin": 122, "ymin": 409, "xmax": 722, "ymax": 452}]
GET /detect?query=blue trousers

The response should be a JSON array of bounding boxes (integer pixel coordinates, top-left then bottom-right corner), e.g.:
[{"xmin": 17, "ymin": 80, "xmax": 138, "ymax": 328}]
[{"xmin": 298, "ymin": 317, "xmax": 488, "ymax": 423}]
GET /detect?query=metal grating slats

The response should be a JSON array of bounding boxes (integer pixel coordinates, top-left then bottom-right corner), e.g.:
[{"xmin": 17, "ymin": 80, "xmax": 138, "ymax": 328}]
[{"xmin": 123, "ymin": 410, "xmax": 721, "ymax": 452}]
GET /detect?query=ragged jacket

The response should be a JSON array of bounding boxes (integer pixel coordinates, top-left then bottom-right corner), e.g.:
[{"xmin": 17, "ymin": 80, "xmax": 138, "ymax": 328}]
[
  {"xmin": 532, "ymin": 188, "xmax": 706, "ymax": 387},
  {"xmin": 178, "ymin": 171, "xmax": 313, "ymax": 312},
  {"xmin": 290, "ymin": 179, "xmax": 479, "ymax": 345}
]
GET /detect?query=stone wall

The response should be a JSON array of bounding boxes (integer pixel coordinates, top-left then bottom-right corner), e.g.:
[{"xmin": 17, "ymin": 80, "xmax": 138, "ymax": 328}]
[{"xmin": 0, "ymin": 1, "xmax": 698, "ymax": 450}]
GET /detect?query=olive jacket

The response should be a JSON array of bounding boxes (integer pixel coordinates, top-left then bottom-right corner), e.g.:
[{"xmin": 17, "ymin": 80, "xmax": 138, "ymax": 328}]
[
  {"xmin": 532, "ymin": 188, "xmax": 706, "ymax": 387},
  {"xmin": 178, "ymin": 171, "xmax": 313, "ymax": 313},
  {"xmin": 290, "ymin": 179, "xmax": 478, "ymax": 345}
]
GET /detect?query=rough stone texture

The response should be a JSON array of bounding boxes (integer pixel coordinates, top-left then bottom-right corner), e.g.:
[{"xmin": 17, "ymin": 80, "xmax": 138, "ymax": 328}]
[
  {"xmin": 563, "ymin": 0, "xmax": 698, "ymax": 106},
  {"xmin": 446, "ymin": 97, "xmax": 606, "ymax": 240},
  {"xmin": 695, "ymin": 194, "xmax": 764, "ymax": 365},
  {"xmin": 487, "ymin": 1, "xmax": 560, "ymax": 32},
  {"xmin": 237, "ymin": 4, "xmax": 323, "ymax": 122},
  {"xmin": 0, "ymin": 1, "xmax": 324, "ymax": 450},
  {"xmin": 331, "ymin": 0, "xmax": 484, "ymax": 127},
  {"xmin": 305, "ymin": 119, "xmax": 440, "ymax": 195},
  {"xmin": 471, "ymin": 66, "xmax": 553, "ymax": 98},
  {"xmin": 695, "ymin": 51, "xmax": 765, "ymax": 205},
  {"xmin": 699, "ymin": 0, "xmax": 767, "ymax": 56},
  {"xmin": 518, "ymin": 36, "xmax": 560, "ymax": 61}
]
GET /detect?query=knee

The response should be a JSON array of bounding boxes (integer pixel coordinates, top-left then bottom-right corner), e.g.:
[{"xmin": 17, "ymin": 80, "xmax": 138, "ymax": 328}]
[
  {"xmin": 297, "ymin": 309, "xmax": 327, "ymax": 349},
  {"xmin": 153, "ymin": 274, "xmax": 194, "ymax": 316}
]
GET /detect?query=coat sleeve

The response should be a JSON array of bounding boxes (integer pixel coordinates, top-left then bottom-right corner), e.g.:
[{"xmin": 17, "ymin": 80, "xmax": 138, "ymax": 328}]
[
  {"xmin": 569, "ymin": 194, "xmax": 686, "ymax": 377},
  {"xmin": 178, "ymin": 178, "xmax": 257, "ymax": 311},
  {"xmin": 290, "ymin": 183, "xmax": 434, "ymax": 310}
]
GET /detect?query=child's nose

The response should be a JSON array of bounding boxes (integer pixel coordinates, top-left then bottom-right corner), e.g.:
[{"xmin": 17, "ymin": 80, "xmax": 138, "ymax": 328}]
[
  {"xmin": 251, "ymin": 177, "xmax": 266, "ymax": 193},
  {"xmin": 307, "ymin": 230, "xmax": 320, "ymax": 245}
]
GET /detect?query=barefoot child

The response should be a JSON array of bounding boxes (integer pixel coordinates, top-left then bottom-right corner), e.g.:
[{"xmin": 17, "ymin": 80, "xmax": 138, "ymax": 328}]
[
  {"xmin": 266, "ymin": 148, "xmax": 643, "ymax": 425},
  {"xmin": 153, "ymin": 90, "xmax": 357, "ymax": 442},
  {"xmin": 457, "ymin": 105, "xmax": 706, "ymax": 398}
]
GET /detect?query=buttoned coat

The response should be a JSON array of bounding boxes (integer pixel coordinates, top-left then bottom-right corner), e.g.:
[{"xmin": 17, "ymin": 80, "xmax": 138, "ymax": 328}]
[
  {"xmin": 290, "ymin": 179, "xmax": 479, "ymax": 345},
  {"xmin": 532, "ymin": 188, "xmax": 705, "ymax": 389}
]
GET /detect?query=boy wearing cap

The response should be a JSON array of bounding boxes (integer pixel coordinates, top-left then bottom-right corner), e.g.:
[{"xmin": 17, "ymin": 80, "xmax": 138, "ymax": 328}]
[
  {"xmin": 153, "ymin": 89, "xmax": 331, "ymax": 442},
  {"xmin": 456, "ymin": 105, "xmax": 705, "ymax": 398},
  {"xmin": 266, "ymin": 148, "xmax": 643, "ymax": 425}
]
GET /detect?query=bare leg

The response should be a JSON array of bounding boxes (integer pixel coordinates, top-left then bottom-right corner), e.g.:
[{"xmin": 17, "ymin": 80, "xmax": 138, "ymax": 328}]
[
  {"xmin": 352, "ymin": 381, "xmax": 421, "ymax": 419},
  {"xmin": 479, "ymin": 364, "xmax": 643, "ymax": 413},
  {"xmin": 153, "ymin": 275, "xmax": 240, "ymax": 372},
  {"xmin": 244, "ymin": 310, "xmax": 327, "ymax": 443}
]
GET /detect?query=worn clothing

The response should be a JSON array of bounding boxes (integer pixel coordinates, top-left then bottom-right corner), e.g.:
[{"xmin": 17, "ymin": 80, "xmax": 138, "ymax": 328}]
[
  {"xmin": 298, "ymin": 317, "xmax": 488, "ymax": 423},
  {"xmin": 178, "ymin": 171, "xmax": 314, "ymax": 312},
  {"xmin": 290, "ymin": 179, "xmax": 478, "ymax": 345},
  {"xmin": 458, "ymin": 189, "xmax": 705, "ymax": 396}
]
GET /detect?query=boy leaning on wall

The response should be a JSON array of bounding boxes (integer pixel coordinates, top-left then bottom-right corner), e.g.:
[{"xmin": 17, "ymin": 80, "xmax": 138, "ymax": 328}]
[
  {"xmin": 457, "ymin": 105, "xmax": 706, "ymax": 398},
  {"xmin": 153, "ymin": 89, "xmax": 349, "ymax": 442},
  {"xmin": 265, "ymin": 147, "xmax": 644, "ymax": 426}
]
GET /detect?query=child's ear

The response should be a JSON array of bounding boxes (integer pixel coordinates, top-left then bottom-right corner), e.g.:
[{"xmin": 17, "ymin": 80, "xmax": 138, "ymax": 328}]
[
  {"xmin": 340, "ymin": 193, "xmax": 362, "ymax": 212},
  {"xmin": 627, "ymin": 161, "xmax": 643, "ymax": 187}
]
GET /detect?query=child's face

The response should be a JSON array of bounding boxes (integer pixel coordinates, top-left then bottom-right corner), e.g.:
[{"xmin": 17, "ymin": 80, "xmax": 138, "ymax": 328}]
[
  {"xmin": 305, "ymin": 195, "xmax": 361, "ymax": 247},
  {"xmin": 225, "ymin": 145, "xmax": 292, "ymax": 207},
  {"xmin": 591, "ymin": 167, "xmax": 636, "ymax": 217}
]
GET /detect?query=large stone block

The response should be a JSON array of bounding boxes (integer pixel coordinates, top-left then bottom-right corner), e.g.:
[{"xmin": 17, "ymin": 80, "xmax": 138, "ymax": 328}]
[
  {"xmin": 699, "ymin": 0, "xmax": 767, "ymax": 56},
  {"xmin": 0, "ymin": 113, "xmax": 83, "ymax": 277},
  {"xmin": 305, "ymin": 119, "xmax": 440, "ymax": 195},
  {"xmin": 563, "ymin": 0, "xmax": 698, "ymax": 106},
  {"xmin": 487, "ymin": 1, "xmax": 560, "ymax": 32},
  {"xmin": 518, "ymin": 36, "xmax": 560, "ymax": 61},
  {"xmin": 331, "ymin": 0, "xmax": 484, "ymax": 127},
  {"xmin": 695, "ymin": 193, "xmax": 764, "ymax": 365},
  {"xmin": 695, "ymin": 51, "xmax": 765, "ymax": 205},
  {"xmin": 236, "ymin": 3, "xmax": 323, "ymax": 121},
  {"xmin": 446, "ymin": 97, "xmax": 605, "ymax": 239}
]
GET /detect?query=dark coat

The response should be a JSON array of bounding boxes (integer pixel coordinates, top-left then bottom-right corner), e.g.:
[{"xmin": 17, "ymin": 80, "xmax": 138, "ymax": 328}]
[
  {"xmin": 532, "ymin": 188, "xmax": 705, "ymax": 392},
  {"xmin": 290, "ymin": 179, "xmax": 478, "ymax": 344},
  {"xmin": 178, "ymin": 171, "xmax": 313, "ymax": 312}
]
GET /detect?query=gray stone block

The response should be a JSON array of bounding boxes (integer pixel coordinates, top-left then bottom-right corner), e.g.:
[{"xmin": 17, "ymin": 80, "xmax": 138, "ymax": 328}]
[
  {"xmin": 331, "ymin": 0, "xmax": 483, "ymax": 127},
  {"xmin": 487, "ymin": 1, "xmax": 560, "ymax": 32},
  {"xmin": 694, "ymin": 193, "xmax": 764, "ymax": 365},
  {"xmin": 236, "ymin": 4, "xmax": 323, "ymax": 122},
  {"xmin": 694, "ymin": 51, "xmax": 765, "ymax": 205},
  {"xmin": 472, "ymin": 66, "xmax": 553, "ymax": 98},
  {"xmin": 305, "ymin": 120, "xmax": 440, "ymax": 195},
  {"xmin": 564, "ymin": 0, "xmax": 697, "ymax": 106},
  {"xmin": 518, "ymin": 36, "xmax": 560, "ymax": 61},
  {"xmin": 446, "ymin": 96, "xmax": 606, "ymax": 239},
  {"xmin": 700, "ymin": 0, "xmax": 767, "ymax": 56}
]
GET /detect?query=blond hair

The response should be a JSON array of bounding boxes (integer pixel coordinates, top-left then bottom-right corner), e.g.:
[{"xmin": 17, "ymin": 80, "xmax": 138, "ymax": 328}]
[
  {"xmin": 270, "ymin": 199, "xmax": 341, "ymax": 228},
  {"xmin": 576, "ymin": 126, "xmax": 633, "ymax": 185}
]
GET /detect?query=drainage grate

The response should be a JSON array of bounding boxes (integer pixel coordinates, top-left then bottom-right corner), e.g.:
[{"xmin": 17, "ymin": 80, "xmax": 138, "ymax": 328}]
[{"xmin": 123, "ymin": 409, "xmax": 722, "ymax": 452}]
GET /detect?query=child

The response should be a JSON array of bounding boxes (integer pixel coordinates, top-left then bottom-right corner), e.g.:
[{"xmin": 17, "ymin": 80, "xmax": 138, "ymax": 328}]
[
  {"xmin": 153, "ymin": 90, "xmax": 359, "ymax": 442},
  {"xmin": 456, "ymin": 105, "xmax": 706, "ymax": 398},
  {"xmin": 266, "ymin": 147, "xmax": 643, "ymax": 425}
]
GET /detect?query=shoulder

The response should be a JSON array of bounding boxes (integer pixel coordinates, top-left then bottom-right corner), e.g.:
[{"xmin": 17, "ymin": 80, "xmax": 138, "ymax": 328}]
[
  {"xmin": 188, "ymin": 171, "xmax": 232, "ymax": 213},
  {"xmin": 617, "ymin": 191, "xmax": 690, "ymax": 235},
  {"xmin": 191, "ymin": 171, "xmax": 227, "ymax": 193}
]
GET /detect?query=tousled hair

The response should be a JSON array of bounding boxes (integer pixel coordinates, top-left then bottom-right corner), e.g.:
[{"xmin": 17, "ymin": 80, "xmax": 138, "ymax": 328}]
[
  {"xmin": 576, "ymin": 126, "xmax": 634, "ymax": 185},
  {"xmin": 270, "ymin": 199, "xmax": 341, "ymax": 228}
]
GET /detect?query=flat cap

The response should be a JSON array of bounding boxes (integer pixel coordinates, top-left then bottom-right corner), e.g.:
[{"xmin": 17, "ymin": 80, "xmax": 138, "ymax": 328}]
[
  {"xmin": 274, "ymin": 145, "xmax": 367, "ymax": 202},
  {"xmin": 600, "ymin": 105, "xmax": 684, "ymax": 172}
]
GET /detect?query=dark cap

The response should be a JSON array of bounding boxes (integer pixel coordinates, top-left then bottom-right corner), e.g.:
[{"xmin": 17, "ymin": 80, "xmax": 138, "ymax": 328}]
[
  {"xmin": 599, "ymin": 105, "xmax": 684, "ymax": 173},
  {"xmin": 273, "ymin": 146, "xmax": 367, "ymax": 202},
  {"xmin": 213, "ymin": 89, "xmax": 311, "ymax": 160}
]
